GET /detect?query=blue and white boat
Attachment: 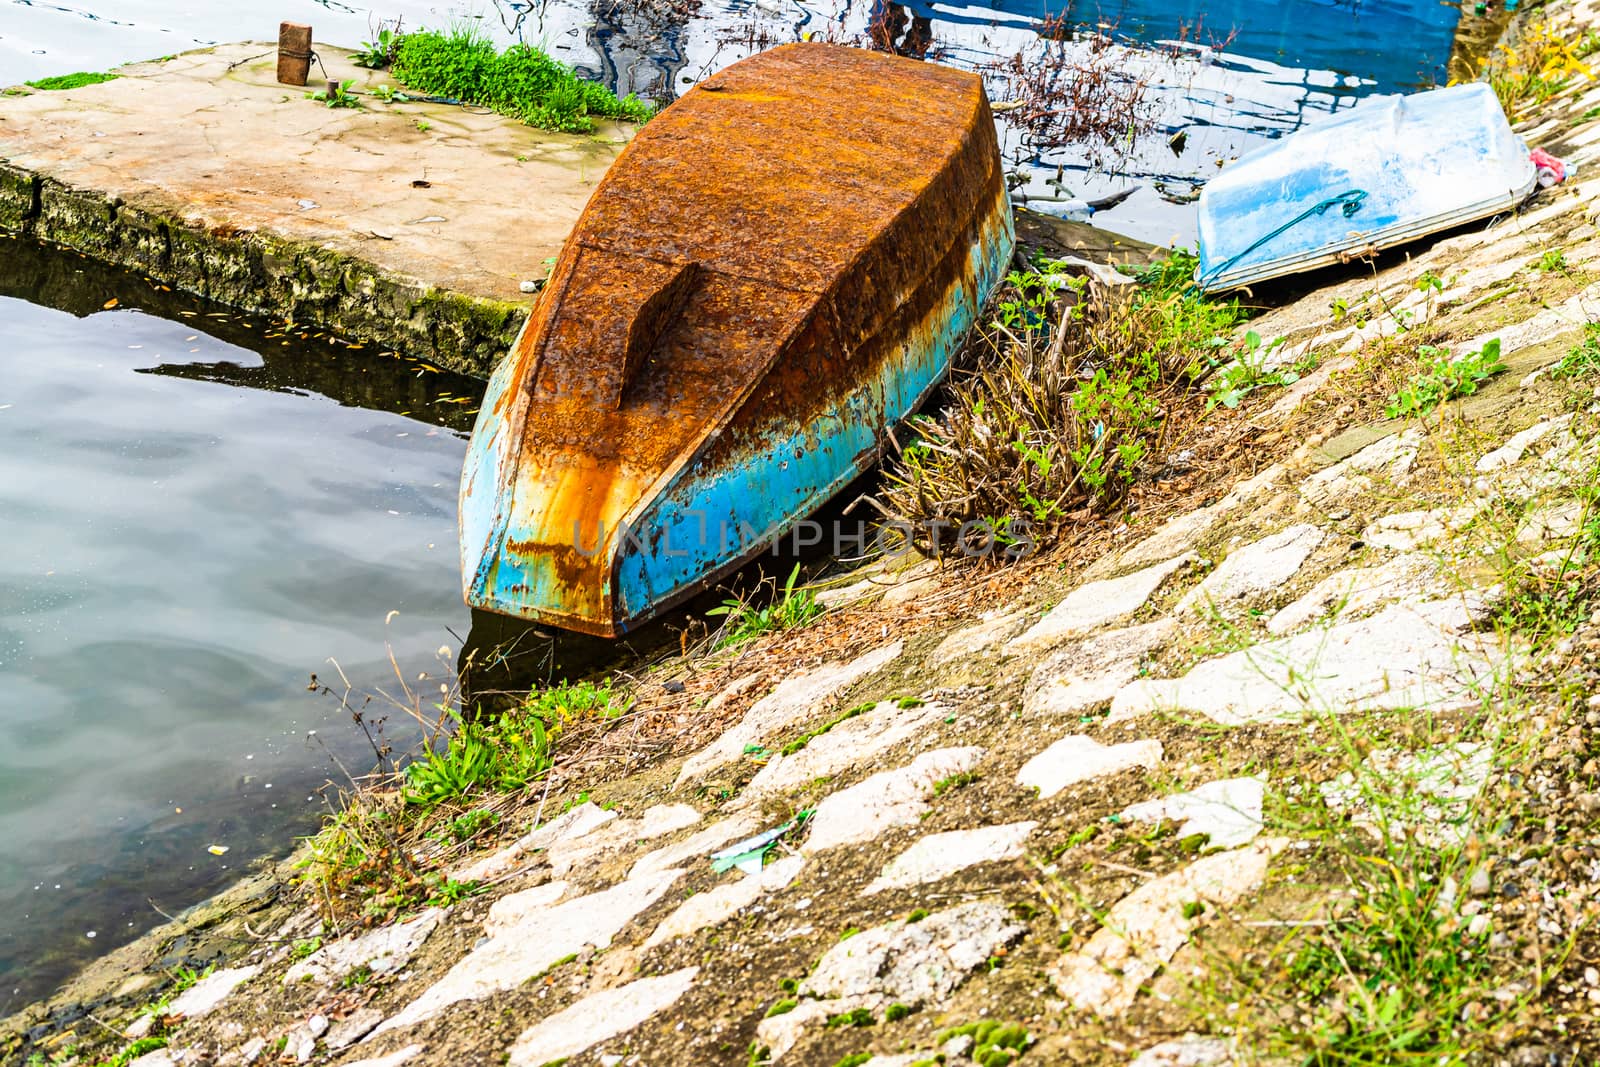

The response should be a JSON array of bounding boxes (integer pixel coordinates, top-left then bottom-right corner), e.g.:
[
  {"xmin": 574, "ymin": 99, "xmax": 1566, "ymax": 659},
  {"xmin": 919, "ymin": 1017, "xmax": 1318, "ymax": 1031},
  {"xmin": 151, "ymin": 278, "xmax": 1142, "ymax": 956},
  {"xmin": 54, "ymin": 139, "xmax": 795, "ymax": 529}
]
[{"xmin": 1195, "ymin": 82, "xmax": 1537, "ymax": 292}]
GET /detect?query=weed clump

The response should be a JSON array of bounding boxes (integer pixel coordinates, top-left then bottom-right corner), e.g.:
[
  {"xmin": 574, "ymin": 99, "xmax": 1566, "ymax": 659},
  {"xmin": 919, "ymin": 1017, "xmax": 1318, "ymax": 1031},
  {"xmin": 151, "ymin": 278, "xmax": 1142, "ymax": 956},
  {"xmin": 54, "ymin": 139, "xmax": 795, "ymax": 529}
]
[
  {"xmin": 1383, "ymin": 339, "xmax": 1506, "ymax": 419},
  {"xmin": 297, "ymin": 673, "xmax": 631, "ymax": 923},
  {"xmin": 879, "ymin": 250, "xmax": 1245, "ymax": 549},
  {"xmin": 403, "ymin": 677, "xmax": 631, "ymax": 807},
  {"xmin": 1485, "ymin": 18, "xmax": 1592, "ymax": 119},
  {"xmin": 392, "ymin": 25, "xmax": 652, "ymax": 133},
  {"xmin": 353, "ymin": 24, "xmax": 403, "ymax": 69}
]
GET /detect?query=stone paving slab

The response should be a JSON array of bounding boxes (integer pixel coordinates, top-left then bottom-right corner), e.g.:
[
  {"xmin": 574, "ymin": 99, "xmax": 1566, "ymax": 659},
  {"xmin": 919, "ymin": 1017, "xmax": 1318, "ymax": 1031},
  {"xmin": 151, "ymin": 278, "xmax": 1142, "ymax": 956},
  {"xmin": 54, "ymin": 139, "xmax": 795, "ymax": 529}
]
[
  {"xmin": 1050, "ymin": 839, "xmax": 1284, "ymax": 1016},
  {"xmin": 506, "ymin": 967, "xmax": 699, "ymax": 1066},
  {"xmin": 1108, "ymin": 601, "xmax": 1499, "ymax": 725}
]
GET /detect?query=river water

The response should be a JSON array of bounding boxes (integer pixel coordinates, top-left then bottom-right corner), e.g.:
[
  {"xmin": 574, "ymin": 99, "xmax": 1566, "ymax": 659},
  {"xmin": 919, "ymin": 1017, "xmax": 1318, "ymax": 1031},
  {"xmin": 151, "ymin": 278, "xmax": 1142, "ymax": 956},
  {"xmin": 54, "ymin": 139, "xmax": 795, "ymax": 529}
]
[
  {"xmin": 0, "ymin": 237, "xmax": 481, "ymax": 1007},
  {"xmin": 0, "ymin": 0, "xmax": 1477, "ymax": 1009}
]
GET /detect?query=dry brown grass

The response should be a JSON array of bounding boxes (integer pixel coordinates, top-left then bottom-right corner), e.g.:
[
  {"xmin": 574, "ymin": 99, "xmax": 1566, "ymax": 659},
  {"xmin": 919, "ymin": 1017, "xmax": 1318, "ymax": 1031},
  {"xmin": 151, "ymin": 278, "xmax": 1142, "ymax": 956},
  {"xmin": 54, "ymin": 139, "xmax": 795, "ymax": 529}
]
[{"xmin": 871, "ymin": 252, "xmax": 1248, "ymax": 555}]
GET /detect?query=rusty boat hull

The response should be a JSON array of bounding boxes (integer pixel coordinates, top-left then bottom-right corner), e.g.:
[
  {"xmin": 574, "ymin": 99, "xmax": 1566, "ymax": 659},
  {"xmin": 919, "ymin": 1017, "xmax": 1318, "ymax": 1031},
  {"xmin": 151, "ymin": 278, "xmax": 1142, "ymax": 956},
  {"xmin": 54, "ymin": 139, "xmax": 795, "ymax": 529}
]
[{"xmin": 460, "ymin": 43, "xmax": 1014, "ymax": 636}]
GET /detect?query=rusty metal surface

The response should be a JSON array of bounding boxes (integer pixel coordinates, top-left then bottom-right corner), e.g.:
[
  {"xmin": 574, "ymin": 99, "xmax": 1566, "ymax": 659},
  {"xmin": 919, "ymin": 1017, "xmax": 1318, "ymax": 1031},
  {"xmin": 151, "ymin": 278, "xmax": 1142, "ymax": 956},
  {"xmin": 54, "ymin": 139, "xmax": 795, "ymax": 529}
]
[{"xmin": 461, "ymin": 42, "xmax": 1009, "ymax": 634}]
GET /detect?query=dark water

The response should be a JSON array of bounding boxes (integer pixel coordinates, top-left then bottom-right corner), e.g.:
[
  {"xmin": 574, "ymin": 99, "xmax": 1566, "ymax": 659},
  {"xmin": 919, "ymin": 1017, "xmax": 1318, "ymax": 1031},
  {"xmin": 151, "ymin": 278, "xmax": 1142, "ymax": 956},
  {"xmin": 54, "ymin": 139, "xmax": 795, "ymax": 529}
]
[
  {"xmin": 0, "ymin": 0, "xmax": 1482, "ymax": 1010},
  {"xmin": 0, "ymin": 235, "xmax": 482, "ymax": 1008},
  {"xmin": 0, "ymin": 0, "xmax": 1484, "ymax": 243}
]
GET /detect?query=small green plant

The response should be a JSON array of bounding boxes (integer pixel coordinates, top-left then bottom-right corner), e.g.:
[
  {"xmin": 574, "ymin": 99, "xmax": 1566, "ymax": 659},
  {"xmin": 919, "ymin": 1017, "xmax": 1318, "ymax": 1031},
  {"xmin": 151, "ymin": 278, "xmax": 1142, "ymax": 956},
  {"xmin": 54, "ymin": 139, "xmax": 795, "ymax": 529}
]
[
  {"xmin": 708, "ymin": 564, "xmax": 823, "ymax": 647},
  {"xmin": 340, "ymin": 963, "xmax": 374, "ymax": 989},
  {"xmin": 1383, "ymin": 339, "xmax": 1506, "ymax": 418},
  {"xmin": 370, "ymin": 84, "xmax": 411, "ymax": 104},
  {"xmin": 833, "ymin": 1055, "xmax": 873, "ymax": 1067},
  {"xmin": 1551, "ymin": 322, "xmax": 1600, "ymax": 378},
  {"xmin": 414, "ymin": 118, "xmax": 432, "ymax": 132},
  {"xmin": 1535, "ymin": 248, "xmax": 1568, "ymax": 273},
  {"xmin": 1495, "ymin": 575, "xmax": 1591, "ymax": 641},
  {"xmin": 404, "ymin": 679, "xmax": 627, "ymax": 808},
  {"xmin": 907, "ymin": 908, "xmax": 929, "ymax": 923},
  {"xmin": 765, "ymin": 999, "xmax": 798, "ymax": 1018},
  {"xmin": 884, "ymin": 1003, "xmax": 914, "ymax": 1023},
  {"xmin": 1492, "ymin": 485, "xmax": 1599, "ymax": 640},
  {"xmin": 403, "ymin": 709, "xmax": 551, "ymax": 807},
  {"xmin": 1486, "ymin": 19, "xmax": 1592, "ymax": 118},
  {"xmin": 1206, "ymin": 330, "xmax": 1308, "ymax": 410},
  {"xmin": 24, "ymin": 70, "xmax": 117, "ymax": 91},
  {"xmin": 290, "ymin": 937, "xmax": 322, "ymax": 960},
  {"xmin": 423, "ymin": 875, "xmax": 482, "ymax": 907},
  {"xmin": 167, "ymin": 962, "xmax": 210, "ymax": 993},
  {"xmin": 307, "ymin": 79, "xmax": 362, "ymax": 109},
  {"xmin": 112, "ymin": 1038, "xmax": 171, "ymax": 1066},
  {"xmin": 439, "ymin": 808, "xmax": 500, "ymax": 843},
  {"xmin": 353, "ymin": 27, "xmax": 401, "ymax": 69},
  {"xmin": 526, "ymin": 677, "xmax": 633, "ymax": 729}
]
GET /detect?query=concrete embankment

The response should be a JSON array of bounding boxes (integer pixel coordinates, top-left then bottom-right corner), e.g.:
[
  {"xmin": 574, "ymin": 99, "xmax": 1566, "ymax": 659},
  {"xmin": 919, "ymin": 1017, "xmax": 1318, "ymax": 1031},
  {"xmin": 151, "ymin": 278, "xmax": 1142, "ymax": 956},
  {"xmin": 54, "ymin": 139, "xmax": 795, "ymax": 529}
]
[{"xmin": 0, "ymin": 44, "xmax": 627, "ymax": 376}]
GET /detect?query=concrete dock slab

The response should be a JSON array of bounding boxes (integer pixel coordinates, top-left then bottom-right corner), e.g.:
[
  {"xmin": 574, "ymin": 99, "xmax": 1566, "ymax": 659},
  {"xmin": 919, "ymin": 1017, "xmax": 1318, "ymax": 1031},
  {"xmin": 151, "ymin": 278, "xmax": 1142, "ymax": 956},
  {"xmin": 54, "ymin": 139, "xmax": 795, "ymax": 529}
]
[{"xmin": 0, "ymin": 43, "xmax": 632, "ymax": 374}]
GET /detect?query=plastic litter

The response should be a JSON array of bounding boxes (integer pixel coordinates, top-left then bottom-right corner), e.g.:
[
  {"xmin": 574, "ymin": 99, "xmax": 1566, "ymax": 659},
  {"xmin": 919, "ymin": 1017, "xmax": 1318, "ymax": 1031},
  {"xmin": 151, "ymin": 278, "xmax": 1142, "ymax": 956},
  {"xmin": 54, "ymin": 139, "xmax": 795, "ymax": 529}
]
[
  {"xmin": 1531, "ymin": 147, "xmax": 1572, "ymax": 188},
  {"xmin": 207, "ymin": 844, "xmax": 230, "ymax": 856},
  {"xmin": 709, "ymin": 812, "xmax": 810, "ymax": 875}
]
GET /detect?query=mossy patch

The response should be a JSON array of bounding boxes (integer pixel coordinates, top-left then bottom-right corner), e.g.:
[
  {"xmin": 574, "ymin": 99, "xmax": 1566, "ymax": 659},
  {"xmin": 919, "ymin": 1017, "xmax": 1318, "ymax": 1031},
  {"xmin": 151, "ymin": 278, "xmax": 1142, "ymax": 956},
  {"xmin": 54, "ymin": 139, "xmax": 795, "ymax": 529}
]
[{"xmin": 25, "ymin": 71, "xmax": 117, "ymax": 91}]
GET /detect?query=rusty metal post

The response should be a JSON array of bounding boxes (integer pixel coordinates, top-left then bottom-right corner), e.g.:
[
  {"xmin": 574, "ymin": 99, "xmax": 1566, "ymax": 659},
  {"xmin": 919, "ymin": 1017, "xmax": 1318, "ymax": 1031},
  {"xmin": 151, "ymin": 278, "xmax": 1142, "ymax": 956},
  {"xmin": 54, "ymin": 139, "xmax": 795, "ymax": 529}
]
[{"xmin": 277, "ymin": 22, "xmax": 312, "ymax": 86}]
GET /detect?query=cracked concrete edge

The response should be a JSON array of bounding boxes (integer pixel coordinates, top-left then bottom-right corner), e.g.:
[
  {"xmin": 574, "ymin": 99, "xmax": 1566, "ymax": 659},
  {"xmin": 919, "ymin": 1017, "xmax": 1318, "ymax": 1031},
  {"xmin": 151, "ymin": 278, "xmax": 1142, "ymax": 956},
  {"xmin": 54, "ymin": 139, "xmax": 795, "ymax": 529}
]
[{"xmin": 0, "ymin": 160, "xmax": 524, "ymax": 377}]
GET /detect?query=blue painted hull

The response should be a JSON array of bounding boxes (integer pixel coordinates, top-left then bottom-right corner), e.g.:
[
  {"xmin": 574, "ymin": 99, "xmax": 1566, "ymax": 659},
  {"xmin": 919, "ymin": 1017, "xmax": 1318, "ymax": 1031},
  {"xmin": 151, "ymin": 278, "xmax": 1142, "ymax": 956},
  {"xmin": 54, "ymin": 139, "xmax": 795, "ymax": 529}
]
[{"xmin": 611, "ymin": 190, "xmax": 1015, "ymax": 623}]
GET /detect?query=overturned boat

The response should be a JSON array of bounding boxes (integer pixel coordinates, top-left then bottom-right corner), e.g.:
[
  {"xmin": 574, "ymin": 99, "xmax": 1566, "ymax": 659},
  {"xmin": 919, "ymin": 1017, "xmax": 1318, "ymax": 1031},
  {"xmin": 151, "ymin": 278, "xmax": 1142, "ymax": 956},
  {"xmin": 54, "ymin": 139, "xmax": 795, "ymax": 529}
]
[
  {"xmin": 459, "ymin": 44, "xmax": 1014, "ymax": 636},
  {"xmin": 1195, "ymin": 81, "xmax": 1537, "ymax": 292}
]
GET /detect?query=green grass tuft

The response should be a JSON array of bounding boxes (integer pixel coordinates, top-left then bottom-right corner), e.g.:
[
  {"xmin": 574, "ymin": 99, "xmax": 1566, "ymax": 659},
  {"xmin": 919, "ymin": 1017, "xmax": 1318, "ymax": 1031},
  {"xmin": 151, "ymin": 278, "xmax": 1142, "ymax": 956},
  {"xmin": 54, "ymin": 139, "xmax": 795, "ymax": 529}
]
[
  {"xmin": 709, "ymin": 563, "xmax": 823, "ymax": 648},
  {"xmin": 1551, "ymin": 321, "xmax": 1600, "ymax": 379},
  {"xmin": 392, "ymin": 25, "xmax": 652, "ymax": 134},
  {"xmin": 404, "ymin": 678, "xmax": 630, "ymax": 808}
]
